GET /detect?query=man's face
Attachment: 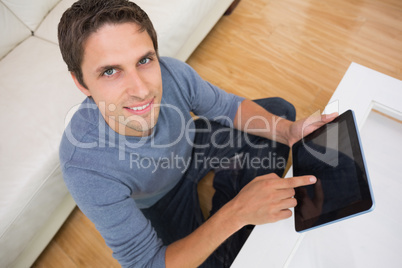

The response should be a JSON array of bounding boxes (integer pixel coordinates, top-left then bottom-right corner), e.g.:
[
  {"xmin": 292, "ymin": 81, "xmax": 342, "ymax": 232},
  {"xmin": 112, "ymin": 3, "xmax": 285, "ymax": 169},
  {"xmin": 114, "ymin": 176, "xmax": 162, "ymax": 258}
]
[{"xmin": 72, "ymin": 22, "xmax": 162, "ymax": 137}]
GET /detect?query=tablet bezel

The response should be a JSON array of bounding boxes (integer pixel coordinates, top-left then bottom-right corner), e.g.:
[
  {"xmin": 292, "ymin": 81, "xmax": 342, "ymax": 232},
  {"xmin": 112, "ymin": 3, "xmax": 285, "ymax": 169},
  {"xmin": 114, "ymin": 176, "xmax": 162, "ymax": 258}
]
[{"xmin": 292, "ymin": 110, "xmax": 374, "ymax": 232}]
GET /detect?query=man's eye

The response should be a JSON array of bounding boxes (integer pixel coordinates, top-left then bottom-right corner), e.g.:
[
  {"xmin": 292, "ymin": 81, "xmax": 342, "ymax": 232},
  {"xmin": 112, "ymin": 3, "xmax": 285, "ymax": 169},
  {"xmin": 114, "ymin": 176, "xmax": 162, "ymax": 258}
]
[
  {"xmin": 139, "ymin": 58, "xmax": 150, "ymax": 65},
  {"xmin": 103, "ymin": 68, "xmax": 117, "ymax": 76}
]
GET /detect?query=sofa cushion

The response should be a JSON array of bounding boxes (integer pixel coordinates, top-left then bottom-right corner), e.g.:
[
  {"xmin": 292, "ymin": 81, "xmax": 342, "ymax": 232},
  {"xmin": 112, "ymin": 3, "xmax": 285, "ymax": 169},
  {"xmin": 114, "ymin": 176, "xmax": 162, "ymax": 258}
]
[
  {"xmin": 135, "ymin": 0, "xmax": 219, "ymax": 57},
  {"xmin": 33, "ymin": 0, "xmax": 74, "ymax": 45},
  {"xmin": 0, "ymin": 1, "xmax": 31, "ymax": 59},
  {"xmin": 1, "ymin": 0, "xmax": 60, "ymax": 31},
  {"xmin": 35, "ymin": 0, "xmax": 219, "ymax": 57},
  {"xmin": 0, "ymin": 36, "xmax": 84, "ymax": 264}
]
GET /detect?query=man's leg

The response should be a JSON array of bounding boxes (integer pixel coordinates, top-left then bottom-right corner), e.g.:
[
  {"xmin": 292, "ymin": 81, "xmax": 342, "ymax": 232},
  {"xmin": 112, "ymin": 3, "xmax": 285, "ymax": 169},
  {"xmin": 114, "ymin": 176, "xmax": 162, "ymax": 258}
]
[
  {"xmin": 141, "ymin": 170, "xmax": 205, "ymax": 245},
  {"xmin": 210, "ymin": 97, "xmax": 296, "ymax": 212},
  {"xmin": 142, "ymin": 97, "xmax": 296, "ymax": 267},
  {"xmin": 197, "ymin": 97, "xmax": 296, "ymax": 267}
]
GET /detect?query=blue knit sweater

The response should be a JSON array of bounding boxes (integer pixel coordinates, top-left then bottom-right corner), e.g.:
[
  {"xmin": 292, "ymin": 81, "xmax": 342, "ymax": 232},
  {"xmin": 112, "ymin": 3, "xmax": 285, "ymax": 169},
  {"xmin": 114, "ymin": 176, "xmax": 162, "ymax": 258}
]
[{"xmin": 59, "ymin": 57, "xmax": 244, "ymax": 267}]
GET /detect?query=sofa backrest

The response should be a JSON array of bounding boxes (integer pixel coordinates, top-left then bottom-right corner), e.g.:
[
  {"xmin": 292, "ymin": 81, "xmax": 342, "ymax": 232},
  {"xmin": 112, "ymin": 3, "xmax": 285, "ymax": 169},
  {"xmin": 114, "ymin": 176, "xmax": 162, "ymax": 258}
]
[{"xmin": 0, "ymin": 0, "xmax": 60, "ymax": 59}]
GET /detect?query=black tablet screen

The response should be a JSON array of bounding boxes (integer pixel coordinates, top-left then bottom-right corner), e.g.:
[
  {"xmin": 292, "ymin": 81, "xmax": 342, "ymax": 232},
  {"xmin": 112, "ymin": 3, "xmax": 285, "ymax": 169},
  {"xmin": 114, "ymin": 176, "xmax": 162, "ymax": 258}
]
[{"xmin": 292, "ymin": 110, "xmax": 373, "ymax": 232}]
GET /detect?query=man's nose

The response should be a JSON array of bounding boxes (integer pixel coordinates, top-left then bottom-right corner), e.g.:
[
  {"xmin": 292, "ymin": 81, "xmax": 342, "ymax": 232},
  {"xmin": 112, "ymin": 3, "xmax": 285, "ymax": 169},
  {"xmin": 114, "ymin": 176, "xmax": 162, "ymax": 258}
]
[{"xmin": 125, "ymin": 69, "xmax": 149, "ymax": 99}]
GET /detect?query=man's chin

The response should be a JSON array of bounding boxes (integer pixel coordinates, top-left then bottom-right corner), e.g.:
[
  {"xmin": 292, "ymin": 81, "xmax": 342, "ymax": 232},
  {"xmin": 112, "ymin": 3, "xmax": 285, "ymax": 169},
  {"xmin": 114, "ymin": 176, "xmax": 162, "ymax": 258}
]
[
  {"xmin": 117, "ymin": 110, "xmax": 160, "ymax": 136},
  {"xmin": 123, "ymin": 121, "xmax": 157, "ymax": 137}
]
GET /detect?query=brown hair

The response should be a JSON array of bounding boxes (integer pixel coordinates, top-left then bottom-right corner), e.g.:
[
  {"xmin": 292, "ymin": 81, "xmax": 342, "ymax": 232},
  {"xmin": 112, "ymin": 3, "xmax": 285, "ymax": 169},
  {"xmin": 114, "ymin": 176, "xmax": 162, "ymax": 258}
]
[{"xmin": 58, "ymin": 0, "xmax": 158, "ymax": 88}]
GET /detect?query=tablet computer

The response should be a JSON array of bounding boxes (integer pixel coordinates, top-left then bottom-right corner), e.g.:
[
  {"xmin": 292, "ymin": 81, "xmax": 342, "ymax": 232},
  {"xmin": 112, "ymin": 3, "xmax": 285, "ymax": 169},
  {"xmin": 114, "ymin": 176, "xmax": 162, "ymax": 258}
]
[{"xmin": 292, "ymin": 110, "xmax": 374, "ymax": 232}]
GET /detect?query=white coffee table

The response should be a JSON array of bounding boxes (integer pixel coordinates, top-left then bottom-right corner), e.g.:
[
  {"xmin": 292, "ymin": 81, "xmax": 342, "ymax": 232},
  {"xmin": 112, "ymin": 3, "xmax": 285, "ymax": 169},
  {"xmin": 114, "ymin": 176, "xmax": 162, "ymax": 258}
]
[{"xmin": 231, "ymin": 63, "xmax": 402, "ymax": 268}]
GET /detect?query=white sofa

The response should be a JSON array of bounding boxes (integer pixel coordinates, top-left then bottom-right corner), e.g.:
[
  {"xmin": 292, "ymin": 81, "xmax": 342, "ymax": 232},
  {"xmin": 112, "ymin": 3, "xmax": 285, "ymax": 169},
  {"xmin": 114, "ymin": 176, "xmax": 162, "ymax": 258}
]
[{"xmin": 0, "ymin": 0, "xmax": 234, "ymax": 267}]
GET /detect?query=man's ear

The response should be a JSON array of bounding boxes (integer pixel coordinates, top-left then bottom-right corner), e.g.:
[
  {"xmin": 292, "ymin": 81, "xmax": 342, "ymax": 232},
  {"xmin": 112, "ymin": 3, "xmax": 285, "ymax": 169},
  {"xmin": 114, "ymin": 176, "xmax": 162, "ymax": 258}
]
[{"xmin": 71, "ymin": 72, "xmax": 91, "ymax": 97}]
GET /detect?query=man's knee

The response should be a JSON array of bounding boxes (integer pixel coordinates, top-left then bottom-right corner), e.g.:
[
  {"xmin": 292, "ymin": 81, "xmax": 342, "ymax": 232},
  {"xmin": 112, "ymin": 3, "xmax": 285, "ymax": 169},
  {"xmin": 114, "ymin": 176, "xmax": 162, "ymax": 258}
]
[{"xmin": 253, "ymin": 97, "xmax": 296, "ymax": 122}]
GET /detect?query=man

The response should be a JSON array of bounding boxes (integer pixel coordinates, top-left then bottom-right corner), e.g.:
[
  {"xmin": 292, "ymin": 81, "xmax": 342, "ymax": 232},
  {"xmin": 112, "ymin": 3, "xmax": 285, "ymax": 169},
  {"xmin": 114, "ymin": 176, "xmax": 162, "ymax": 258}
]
[{"xmin": 58, "ymin": 0, "xmax": 336, "ymax": 267}]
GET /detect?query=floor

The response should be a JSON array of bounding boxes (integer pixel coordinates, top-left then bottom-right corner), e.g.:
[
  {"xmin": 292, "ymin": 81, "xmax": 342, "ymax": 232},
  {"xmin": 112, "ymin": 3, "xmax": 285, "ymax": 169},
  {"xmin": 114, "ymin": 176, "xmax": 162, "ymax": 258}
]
[{"xmin": 33, "ymin": 0, "xmax": 402, "ymax": 266}]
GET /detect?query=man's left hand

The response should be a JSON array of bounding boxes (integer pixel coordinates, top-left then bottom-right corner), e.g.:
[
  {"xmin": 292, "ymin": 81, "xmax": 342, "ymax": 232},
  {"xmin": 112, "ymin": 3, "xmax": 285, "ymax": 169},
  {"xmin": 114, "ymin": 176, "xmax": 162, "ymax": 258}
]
[{"xmin": 286, "ymin": 112, "xmax": 338, "ymax": 147}]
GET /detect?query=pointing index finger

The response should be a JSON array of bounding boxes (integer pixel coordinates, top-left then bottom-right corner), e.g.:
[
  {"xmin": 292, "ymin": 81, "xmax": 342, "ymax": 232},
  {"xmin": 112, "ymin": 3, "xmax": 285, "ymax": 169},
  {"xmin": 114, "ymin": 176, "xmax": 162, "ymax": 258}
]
[{"xmin": 281, "ymin": 176, "xmax": 317, "ymax": 189}]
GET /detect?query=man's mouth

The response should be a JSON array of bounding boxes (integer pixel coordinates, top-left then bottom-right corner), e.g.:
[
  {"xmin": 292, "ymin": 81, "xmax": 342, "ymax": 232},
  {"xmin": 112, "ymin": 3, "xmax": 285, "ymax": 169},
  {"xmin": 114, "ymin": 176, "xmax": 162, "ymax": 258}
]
[
  {"xmin": 129, "ymin": 102, "xmax": 151, "ymax": 111},
  {"xmin": 125, "ymin": 99, "xmax": 154, "ymax": 115}
]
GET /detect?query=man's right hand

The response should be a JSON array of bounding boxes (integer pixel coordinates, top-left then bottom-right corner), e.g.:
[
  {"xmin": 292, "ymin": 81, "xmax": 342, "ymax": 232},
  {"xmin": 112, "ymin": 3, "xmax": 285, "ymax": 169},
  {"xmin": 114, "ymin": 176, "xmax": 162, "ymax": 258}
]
[
  {"xmin": 165, "ymin": 173, "xmax": 317, "ymax": 268},
  {"xmin": 227, "ymin": 173, "xmax": 317, "ymax": 227}
]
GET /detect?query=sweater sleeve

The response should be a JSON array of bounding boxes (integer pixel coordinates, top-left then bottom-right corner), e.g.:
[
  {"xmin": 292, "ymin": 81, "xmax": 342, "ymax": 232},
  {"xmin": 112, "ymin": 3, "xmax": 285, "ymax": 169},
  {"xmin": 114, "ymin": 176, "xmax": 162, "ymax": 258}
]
[
  {"xmin": 62, "ymin": 166, "xmax": 166, "ymax": 268},
  {"xmin": 160, "ymin": 57, "xmax": 245, "ymax": 127}
]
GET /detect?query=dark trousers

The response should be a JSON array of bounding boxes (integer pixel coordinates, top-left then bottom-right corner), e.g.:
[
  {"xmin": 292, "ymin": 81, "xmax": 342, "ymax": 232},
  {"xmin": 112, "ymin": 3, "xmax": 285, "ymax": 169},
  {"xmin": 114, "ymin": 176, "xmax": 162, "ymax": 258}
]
[{"xmin": 142, "ymin": 97, "xmax": 296, "ymax": 267}]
